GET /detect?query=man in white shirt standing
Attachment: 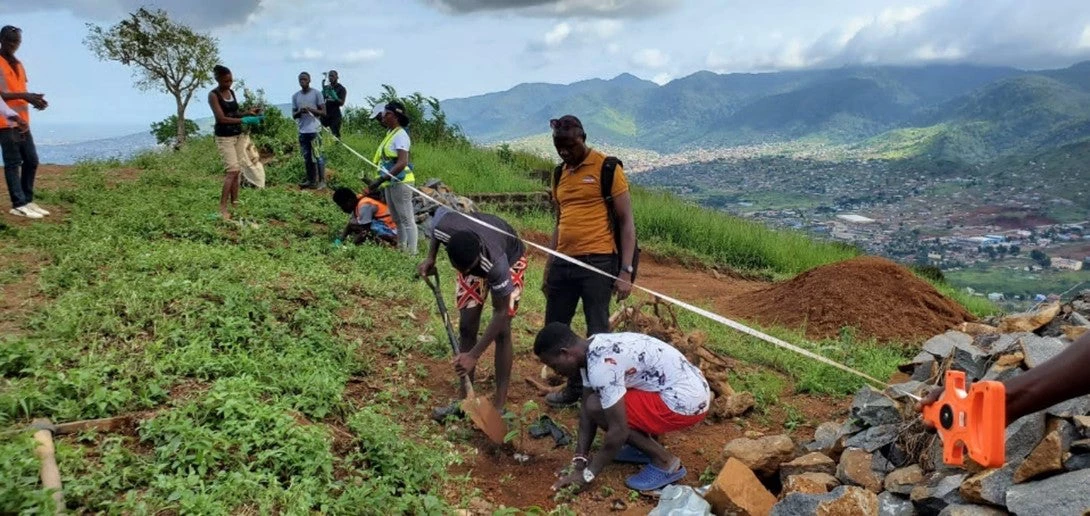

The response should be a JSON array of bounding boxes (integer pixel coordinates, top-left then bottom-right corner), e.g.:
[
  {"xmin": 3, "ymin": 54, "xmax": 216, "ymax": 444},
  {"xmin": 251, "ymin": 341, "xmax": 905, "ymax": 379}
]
[
  {"xmin": 292, "ymin": 71, "xmax": 325, "ymax": 189},
  {"xmin": 534, "ymin": 322, "xmax": 711, "ymax": 494}
]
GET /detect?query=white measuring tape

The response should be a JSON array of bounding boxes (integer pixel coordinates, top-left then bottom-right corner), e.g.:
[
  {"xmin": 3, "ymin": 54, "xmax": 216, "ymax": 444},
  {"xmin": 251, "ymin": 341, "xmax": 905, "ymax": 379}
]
[{"xmin": 324, "ymin": 127, "xmax": 920, "ymax": 399}]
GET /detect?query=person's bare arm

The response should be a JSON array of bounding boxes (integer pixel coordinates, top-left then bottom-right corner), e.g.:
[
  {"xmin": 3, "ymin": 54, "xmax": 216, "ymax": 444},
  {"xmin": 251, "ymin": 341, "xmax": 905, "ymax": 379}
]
[
  {"xmin": 587, "ymin": 401, "xmax": 629, "ymax": 476},
  {"xmin": 1004, "ymin": 333, "xmax": 1090, "ymax": 423},
  {"xmin": 611, "ymin": 191, "xmax": 636, "ymax": 300}
]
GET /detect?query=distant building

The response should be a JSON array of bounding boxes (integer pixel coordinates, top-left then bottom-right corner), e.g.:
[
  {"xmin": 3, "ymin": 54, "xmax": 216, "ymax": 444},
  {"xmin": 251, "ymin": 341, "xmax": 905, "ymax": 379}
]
[
  {"xmin": 988, "ymin": 293, "xmax": 1005, "ymax": 302},
  {"xmin": 1051, "ymin": 257, "xmax": 1084, "ymax": 271},
  {"xmin": 927, "ymin": 253, "xmax": 943, "ymax": 265},
  {"xmin": 837, "ymin": 214, "xmax": 875, "ymax": 224}
]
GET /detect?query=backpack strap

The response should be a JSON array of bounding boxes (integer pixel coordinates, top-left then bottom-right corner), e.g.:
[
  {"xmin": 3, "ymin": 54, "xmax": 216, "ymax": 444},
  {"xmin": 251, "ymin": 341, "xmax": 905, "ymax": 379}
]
[{"xmin": 600, "ymin": 157, "xmax": 622, "ymax": 204}]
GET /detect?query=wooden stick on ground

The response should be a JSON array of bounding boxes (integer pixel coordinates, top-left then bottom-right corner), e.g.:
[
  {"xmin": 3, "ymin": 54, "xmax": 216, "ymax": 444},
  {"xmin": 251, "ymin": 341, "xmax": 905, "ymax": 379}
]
[
  {"xmin": 31, "ymin": 418, "xmax": 64, "ymax": 514},
  {"xmin": 525, "ymin": 377, "xmax": 561, "ymax": 395}
]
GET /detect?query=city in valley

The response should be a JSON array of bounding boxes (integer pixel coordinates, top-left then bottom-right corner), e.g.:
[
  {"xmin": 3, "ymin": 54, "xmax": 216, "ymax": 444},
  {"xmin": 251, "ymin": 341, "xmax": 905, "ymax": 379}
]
[{"xmin": 633, "ymin": 153, "xmax": 1090, "ymax": 306}]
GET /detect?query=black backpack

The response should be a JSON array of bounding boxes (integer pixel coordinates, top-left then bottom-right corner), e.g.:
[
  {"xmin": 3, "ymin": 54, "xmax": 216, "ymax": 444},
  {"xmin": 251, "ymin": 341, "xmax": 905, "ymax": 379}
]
[{"xmin": 552, "ymin": 157, "xmax": 641, "ymax": 282}]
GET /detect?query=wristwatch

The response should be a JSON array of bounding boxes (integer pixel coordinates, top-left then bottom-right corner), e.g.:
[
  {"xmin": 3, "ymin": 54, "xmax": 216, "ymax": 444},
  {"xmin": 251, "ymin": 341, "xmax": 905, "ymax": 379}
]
[
  {"xmin": 621, "ymin": 264, "xmax": 634, "ymax": 274},
  {"xmin": 582, "ymin": 468, "xmax": 596, "ymax": 484}
]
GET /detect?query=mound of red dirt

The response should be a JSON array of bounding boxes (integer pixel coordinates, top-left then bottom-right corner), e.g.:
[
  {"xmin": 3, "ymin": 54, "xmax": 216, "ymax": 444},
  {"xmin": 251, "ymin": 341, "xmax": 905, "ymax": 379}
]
[{"xmin": 732, "ymin": 256, "xmax": 974, "ymax": 343}]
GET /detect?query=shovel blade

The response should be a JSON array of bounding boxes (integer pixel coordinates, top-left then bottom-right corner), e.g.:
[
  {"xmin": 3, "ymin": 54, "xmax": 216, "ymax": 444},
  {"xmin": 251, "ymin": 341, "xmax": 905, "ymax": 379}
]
[{"xmin": 461, "ymin": 395, "xmax": 507, "ymax": 444}]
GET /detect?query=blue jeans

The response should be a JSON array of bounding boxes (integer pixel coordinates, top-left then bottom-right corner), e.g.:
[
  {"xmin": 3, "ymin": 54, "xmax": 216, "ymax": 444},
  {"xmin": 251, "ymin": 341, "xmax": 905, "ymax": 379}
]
[
  {"xmin": 298, "ymin": 132, "xmax": 319, "ymax": 184},
  {"xmin": 1, "ymin": 128, "xmax": 38, "ymax": 209}
]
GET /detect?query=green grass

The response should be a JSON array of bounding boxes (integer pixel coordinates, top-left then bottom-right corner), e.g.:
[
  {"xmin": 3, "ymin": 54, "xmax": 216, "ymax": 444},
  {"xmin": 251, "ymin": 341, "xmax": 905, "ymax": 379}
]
[
  {"xmin": 0, "ymin": 140, "xmax": 462, "ymax": 512},
  {"xmin": 0, "ymin": 125, "xmax": 982, "ymax": 511},
  {"xmin": 946, "ymin": 266, "xmax": 1090, "ymax": 302},
  {"xmin": 631, "ymin": 189, "xmax": 859, "ymax": 278}
]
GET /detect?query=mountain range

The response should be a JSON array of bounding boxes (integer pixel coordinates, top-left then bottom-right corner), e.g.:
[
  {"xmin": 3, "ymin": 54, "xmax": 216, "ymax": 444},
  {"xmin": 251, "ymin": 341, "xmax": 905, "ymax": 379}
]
[{"xmin": 442, "ymin": 61, "xmax": 1090, "ymax": 163}]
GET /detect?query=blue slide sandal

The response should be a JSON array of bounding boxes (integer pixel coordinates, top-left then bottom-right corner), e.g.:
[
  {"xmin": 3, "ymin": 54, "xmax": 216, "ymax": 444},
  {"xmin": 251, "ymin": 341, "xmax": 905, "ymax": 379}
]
[{"xmin": 625, "ymin": 464, "xmax": 688, "ymax": 491}]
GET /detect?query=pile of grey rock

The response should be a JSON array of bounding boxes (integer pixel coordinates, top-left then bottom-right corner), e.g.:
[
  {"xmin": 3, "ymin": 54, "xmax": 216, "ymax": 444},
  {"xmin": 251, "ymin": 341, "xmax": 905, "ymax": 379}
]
[{"xmin": 685, "ymin": 296, "xmax": 1090, "ymax": 516}]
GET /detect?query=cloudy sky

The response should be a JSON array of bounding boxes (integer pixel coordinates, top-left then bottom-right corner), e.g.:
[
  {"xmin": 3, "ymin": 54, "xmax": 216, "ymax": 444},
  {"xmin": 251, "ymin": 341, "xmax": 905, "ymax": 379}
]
[{"xmin": 3, "ymin": 0, "xmax": 1090, "ymax": 139}]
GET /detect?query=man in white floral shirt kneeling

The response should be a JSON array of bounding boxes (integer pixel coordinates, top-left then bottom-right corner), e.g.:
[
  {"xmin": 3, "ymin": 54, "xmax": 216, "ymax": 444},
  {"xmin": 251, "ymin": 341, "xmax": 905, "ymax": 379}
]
[{"xmin": 534, "ymin": 322, "xmax": 711, "ymax": 494}]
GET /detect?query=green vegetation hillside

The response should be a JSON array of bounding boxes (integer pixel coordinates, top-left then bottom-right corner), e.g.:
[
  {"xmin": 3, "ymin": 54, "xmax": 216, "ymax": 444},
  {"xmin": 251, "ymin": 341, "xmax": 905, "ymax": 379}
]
[
  {"xmin": 1, "ymin": 98, "xmax": 964, "ymax": 512},
  {"xmin": 443, "ymin": 62, "xmax": 1090, "ymax": 164}
]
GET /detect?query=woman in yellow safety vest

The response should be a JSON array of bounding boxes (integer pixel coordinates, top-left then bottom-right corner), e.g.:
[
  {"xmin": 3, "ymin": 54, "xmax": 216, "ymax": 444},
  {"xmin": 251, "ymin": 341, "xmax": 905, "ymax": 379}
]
[{"xmin": 366, "ymin": 101, "xmax": 417, "ymax": 254}]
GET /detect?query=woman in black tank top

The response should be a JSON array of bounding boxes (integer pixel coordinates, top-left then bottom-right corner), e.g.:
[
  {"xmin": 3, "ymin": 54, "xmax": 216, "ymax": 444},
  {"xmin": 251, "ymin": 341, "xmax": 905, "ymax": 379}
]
[
  {"xmin": 209, "ymin": 65, "xmax": 262, "ymax": 219},
  {"xmin": 214, "ymin": 88, "xmax": 242, "ymax": 137}
]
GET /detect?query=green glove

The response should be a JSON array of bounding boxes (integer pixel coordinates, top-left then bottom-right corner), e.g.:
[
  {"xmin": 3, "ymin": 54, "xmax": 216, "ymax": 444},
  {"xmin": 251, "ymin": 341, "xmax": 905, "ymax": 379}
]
[
  {"xmin": 323, "ymin": 86, "xmax": 340, "ymax": 103},
  {"xmin": 333, "ymin": 238, "xmax": 343, "ymax": 248},
  {"xmin": 241, "ymin": 115, "xmax": 264, "ymax": 126}
]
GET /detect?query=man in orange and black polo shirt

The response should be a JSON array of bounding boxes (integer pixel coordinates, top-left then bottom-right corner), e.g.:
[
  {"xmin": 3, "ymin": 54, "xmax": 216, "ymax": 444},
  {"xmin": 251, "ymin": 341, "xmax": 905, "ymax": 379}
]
[
  {"xmin": 543, "ymin": 114, "xmax": 637, "ymax": 407},
  {"xmin": 0, "ymin": 26, "xmax": 49, "ymax": 220}
]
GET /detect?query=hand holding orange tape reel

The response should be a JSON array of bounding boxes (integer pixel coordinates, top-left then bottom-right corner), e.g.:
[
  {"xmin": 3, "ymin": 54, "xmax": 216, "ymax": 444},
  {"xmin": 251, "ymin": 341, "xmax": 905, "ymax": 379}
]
[{"xmin": 922, "ymin": 370, "xmax": 1006, "ymax": 468}]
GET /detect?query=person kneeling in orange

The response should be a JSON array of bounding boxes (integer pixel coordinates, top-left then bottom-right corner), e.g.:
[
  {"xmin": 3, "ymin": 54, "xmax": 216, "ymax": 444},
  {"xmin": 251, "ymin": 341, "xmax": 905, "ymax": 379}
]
[
  {"xmin": 332, "ymin": 187, "xmax": 397, "ymax": 246},
  {"xmin": 535, "ymin": 322, "xmax": 712, "ymax": 493}
]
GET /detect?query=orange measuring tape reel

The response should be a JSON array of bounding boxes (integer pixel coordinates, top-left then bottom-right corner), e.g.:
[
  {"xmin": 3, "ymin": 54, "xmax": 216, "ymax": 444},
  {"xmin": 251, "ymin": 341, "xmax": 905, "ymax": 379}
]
[{"xmin": 922, "ymin": 370, "xmax": 1006, "ymax": 468}]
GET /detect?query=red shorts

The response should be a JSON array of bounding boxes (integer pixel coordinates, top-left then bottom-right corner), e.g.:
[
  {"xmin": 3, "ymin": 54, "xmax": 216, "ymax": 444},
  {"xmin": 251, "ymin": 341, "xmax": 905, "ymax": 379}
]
[
  {"xmin": 455, "ymin": 255, "xmax": 527, "ymax": 317},
  {"xmin": 623, "ymin": 390, "xmax": 707, "ymax": 436}
]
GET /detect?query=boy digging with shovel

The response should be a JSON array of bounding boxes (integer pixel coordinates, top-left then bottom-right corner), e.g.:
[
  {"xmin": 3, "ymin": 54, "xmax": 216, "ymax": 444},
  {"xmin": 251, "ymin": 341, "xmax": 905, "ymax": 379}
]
[{"xmin": 417, "ymin": 206, "xmax": 527, "ymax": 423}]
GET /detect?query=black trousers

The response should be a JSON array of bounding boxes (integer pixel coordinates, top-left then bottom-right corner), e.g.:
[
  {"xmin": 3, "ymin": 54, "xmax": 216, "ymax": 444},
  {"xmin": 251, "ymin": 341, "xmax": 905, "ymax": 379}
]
[
  {"xmin": 544, "ymin": 254, "xmax": 618, "ymax": 389},
  {"xmin": 1, "ymin": 128, "xmax": 38, "ymax": 209}
]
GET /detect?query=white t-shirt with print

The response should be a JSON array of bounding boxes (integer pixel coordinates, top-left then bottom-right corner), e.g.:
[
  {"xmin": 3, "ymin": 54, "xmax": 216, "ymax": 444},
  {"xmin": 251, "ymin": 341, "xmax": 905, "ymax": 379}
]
[{"xmin": 580, "ymin": 333, "xmax": 712, "ymax": 416}]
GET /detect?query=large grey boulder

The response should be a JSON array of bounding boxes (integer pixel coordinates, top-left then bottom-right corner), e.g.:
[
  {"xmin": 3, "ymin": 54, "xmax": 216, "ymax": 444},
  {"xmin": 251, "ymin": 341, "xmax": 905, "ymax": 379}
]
[
  {"xmin": 1006, "ymin": 411, "xmax": 1046, "ymax": 462},
  {"xmin": 771, "ymin": 486, "xmax": 878, "ymax": 516},
  {"xmin": 952, "ymin": 341, "xmax": 991, "ymax": 380},
  {"xmin": 851, "ymin": 386, "xmax": 902, "ymax": 427},
  {"xmin": 878, "ymin": 492, "xmax": 916, "ymax": 516},
  {"xmin": 1020, "ymin": 335, "xmax": 1068, "ymax": 368},
  {"xmin": 911, "ymin": 473, "xmax": 968, "ymax": 515},
  {"xmin": 844, "ymin": 424, "xmax": 900, "ymax": 453},
  {"xmin": 1006, "ymin": 469, "xmax": 1090, "ymax": 515},
  {"xmin": 923, "ymin": 331, "xmax": 973, "ymax": 358},
  {"xmin": 959, "ymin": 464, "xmax": 1016, "ymax": 506}
]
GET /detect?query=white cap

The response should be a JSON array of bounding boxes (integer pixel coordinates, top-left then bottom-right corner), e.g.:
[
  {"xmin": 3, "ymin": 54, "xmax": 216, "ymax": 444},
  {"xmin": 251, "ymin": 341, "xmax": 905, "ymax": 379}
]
[{"xmin": 369, "ymin": 104, "xmax": 385, "ymax": 120}]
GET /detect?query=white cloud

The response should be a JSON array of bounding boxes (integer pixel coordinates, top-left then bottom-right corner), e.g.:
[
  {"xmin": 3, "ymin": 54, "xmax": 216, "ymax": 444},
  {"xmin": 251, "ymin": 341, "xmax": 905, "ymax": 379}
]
[
  {"xmin": 706, "ymin": 0, "xmax": 1090, "ymax": 73},
  {"xmin": 652, "ymin": 72, "xmax": 672, "ymax": 85},
  {"xmin": 607, "ymin": 43, "xmax": 622, "ymax": 55},
  {"xmin": 544, "ymin": 22, "xmax": 573, "ymax": 47},
  {"xmin": 421, "ymin": 0, "xmax": 680, "ymax": 18},
  {"xmin": 266, "ymin": 26, "xmax": 306, "ymax": 43},
  {"xmin": 590, "ymin": 20, "xmax": 623, "ymax": 39},
  {"xmin": 630, "ymin": 48, "xmax": 669, "ymax": 69},
  {"xmin": 0, "ymin": 0, "xmax": 262, "ymax": 28},
  {"xmin": 531, "ymin": 20, "xmax": 624, "ymax": 52},
  {"xmin": 289, "ymin": 48, "xmax": 324, "ymax": 61},
  {"xmin": 342, "ymin": 48, "xmax": 385, "ymax": 64}
]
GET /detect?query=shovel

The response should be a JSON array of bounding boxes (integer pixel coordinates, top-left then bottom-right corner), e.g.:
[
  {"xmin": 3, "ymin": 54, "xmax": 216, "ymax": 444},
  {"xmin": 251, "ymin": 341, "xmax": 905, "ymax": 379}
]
[{"xmin": 424, "ymin": 271, "xmax": 507, "ymax": 444}]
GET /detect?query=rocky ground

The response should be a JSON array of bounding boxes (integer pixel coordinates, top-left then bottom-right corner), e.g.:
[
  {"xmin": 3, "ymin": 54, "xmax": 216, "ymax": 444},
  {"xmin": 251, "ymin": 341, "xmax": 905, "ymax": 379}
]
[{"xmin": 656, "ymin": 291, "xmax": 1090, "ymax": 516}]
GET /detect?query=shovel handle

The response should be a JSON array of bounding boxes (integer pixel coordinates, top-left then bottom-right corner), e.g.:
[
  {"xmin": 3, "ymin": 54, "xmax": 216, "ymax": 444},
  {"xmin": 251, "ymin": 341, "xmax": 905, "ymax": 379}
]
[
  {"xmin": 424, "ymin": 272, "xmax": 476, "ymax": 393},
  {"xmin": 424, "ymin": 272, "xmax": 461, "ymax": 357}
]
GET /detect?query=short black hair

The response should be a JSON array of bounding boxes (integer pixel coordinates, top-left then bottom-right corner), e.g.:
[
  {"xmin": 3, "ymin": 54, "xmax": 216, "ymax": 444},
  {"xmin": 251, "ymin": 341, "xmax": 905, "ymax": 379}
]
[
  {"xmin": 299, "ymin": 71, "xmax": 310, "ymax": 78},
  {"xmin": 0, "ymin": 26, "xmax": 20, "ymax": 41},
  {"xmin": 213, "ymin": 65, "xmax": 231, "ymax": 78},
  {"xmin": 385, "ymin": 101, "xmax": 410, "ymax": 128},
  {"xmin": 332, "ymin": 188, "xmax": 357, "ymax": 211},
  {"xmin": 534, "ymin": 322, "xmax": 579, "ymax": 358},
  {"xmin": 551, "ymin": 115, "xmax": 586, "ymax": 141},
  {"xmin": 446, "ymin": 231, "xmax": 481, "ymax": 271}
]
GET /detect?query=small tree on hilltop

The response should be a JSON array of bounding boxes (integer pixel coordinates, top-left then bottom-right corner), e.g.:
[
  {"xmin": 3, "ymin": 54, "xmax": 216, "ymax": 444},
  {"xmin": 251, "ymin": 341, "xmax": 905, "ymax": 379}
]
[
  {"xmin": 150, "ymin": 115, "xmax": 199, "ymax": 148},
  {"xmin": 85, "ymin": 8, "xmax": 219, "ymax": 146}
]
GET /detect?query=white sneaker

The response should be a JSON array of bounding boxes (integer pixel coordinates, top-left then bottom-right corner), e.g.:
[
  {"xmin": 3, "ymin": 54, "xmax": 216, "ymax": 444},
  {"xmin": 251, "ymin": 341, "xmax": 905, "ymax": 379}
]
[
  {"xmin": 10, "ymin": 206, "xmax": 43, "ymax": 219},
  {"xmin": 25, "ymin": 203, "xmax": 49, "ymax": 216}
]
